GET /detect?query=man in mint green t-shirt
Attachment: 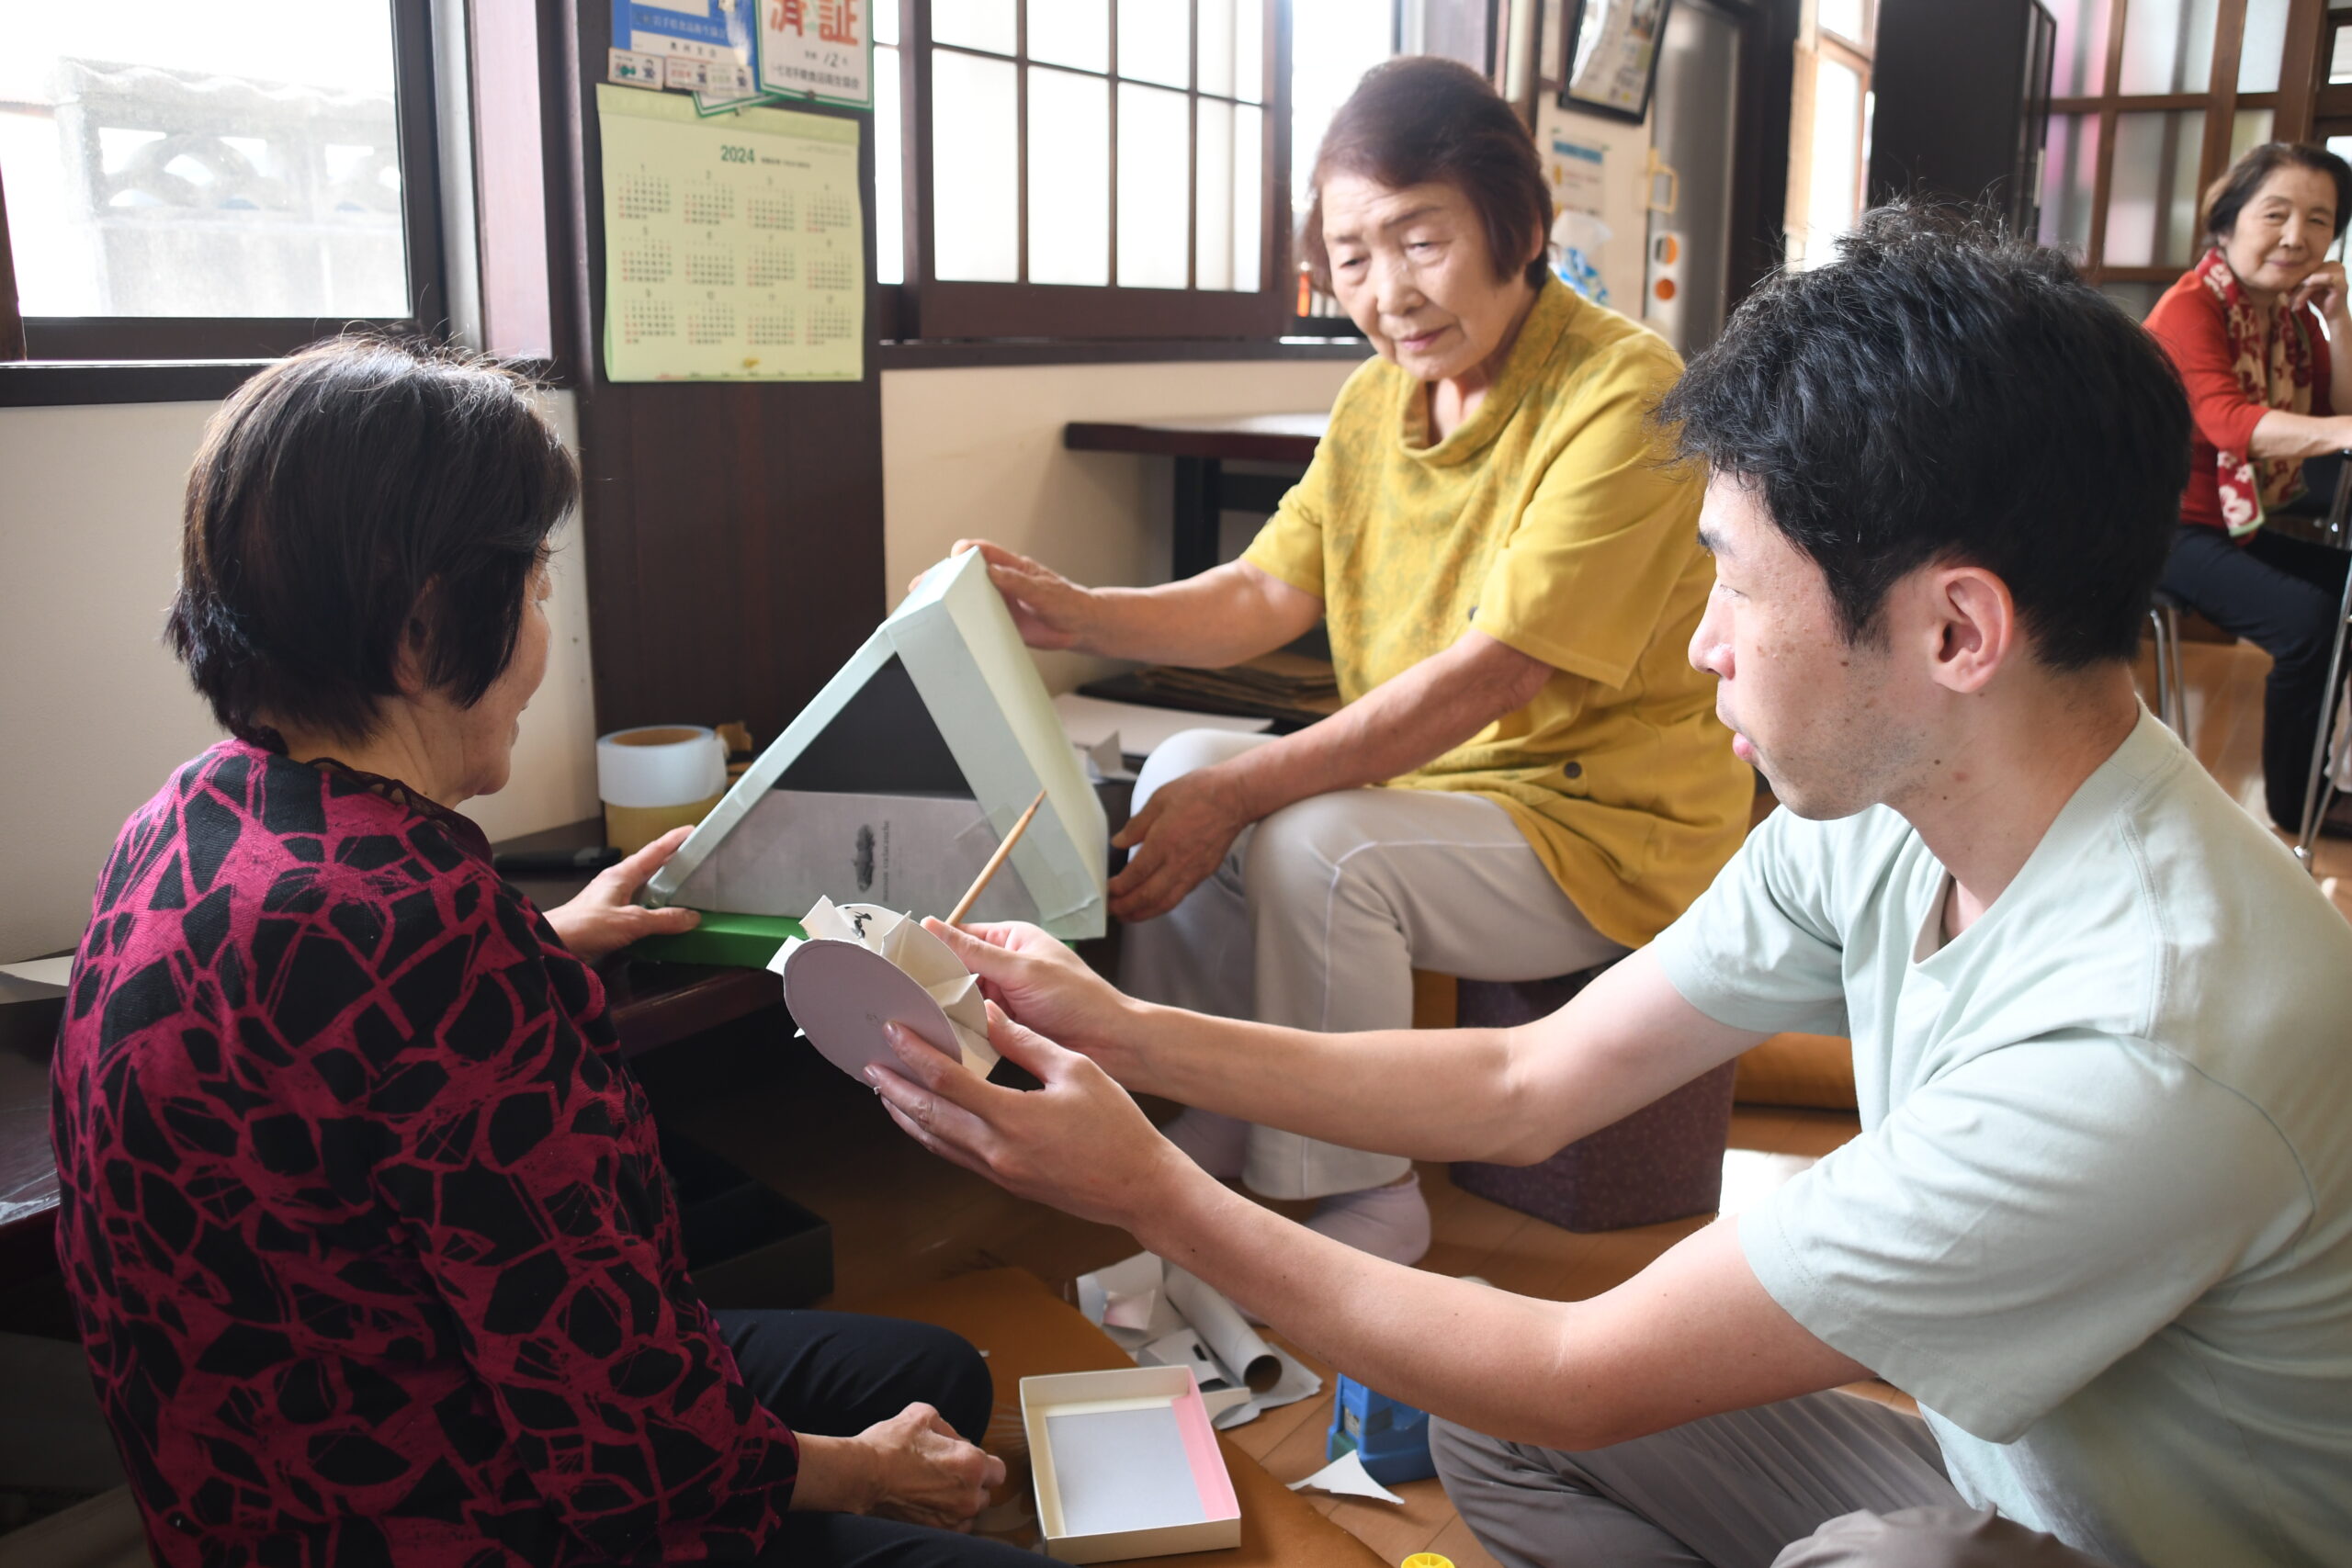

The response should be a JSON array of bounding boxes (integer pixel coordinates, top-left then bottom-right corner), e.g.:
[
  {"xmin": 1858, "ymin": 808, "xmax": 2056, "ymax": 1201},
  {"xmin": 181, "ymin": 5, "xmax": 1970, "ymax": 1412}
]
[{"xmin": 854, "ymin": 210, "xmax": 2352, "ymax": 1567}]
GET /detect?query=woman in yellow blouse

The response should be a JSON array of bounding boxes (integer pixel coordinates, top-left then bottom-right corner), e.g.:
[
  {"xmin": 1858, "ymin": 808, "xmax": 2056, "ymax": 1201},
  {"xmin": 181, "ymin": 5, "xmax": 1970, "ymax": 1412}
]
[{"xmin": 949, "ymin": 57, "xmax": 1747, "ymax": 1260}]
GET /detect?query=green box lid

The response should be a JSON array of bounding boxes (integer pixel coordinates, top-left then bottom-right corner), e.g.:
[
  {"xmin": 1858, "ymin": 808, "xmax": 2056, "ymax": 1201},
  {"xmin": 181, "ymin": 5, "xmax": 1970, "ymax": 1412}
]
[{"xmin": 628, "ymin": 910, "xmax": 806, "ymax": 969}]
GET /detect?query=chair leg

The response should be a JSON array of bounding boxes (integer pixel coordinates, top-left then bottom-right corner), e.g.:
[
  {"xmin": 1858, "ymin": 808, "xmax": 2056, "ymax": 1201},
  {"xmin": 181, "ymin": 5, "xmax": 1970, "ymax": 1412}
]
[
  {"xmin": 2296, "ymin": 585, "xmax": 2352, "ymax": 869},
  {"xmin": 2148, "ymin": 607, "xmax": 2177, "ymax": 734},
  {"xmin": 2165, "ymin": 613, "xmax": 2191, "ymax": 740}
]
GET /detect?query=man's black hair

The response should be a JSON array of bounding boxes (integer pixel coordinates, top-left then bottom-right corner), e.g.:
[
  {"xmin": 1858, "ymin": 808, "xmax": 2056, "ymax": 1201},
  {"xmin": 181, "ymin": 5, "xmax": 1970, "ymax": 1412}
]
[
  {"xmin": 1656, "ymin": 206, "xmax": 2190, "ymax": 670},
  {"xmin": 167, "ymin": 335, "xmax": 577, "ymax": 744}
]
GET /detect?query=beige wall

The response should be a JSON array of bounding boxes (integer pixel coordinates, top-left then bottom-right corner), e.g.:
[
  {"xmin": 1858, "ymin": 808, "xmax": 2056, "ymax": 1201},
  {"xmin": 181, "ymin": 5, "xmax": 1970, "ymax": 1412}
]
[
  {"xmin": 0, "ymin": 355, "xmax": 1358, "ymax": 959},
  {"xmin": 879, "ymin": 356, "xmax": 1362, "ymax": 692},
  {"xmin": 0, "ymin": 391, "xmax": 598, "ymax": 962}
]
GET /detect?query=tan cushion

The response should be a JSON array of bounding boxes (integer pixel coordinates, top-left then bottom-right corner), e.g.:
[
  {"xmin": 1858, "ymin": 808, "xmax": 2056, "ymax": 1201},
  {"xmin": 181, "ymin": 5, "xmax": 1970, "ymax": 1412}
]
[
  {"xmin": 1734, "ymin": 1032, "xmax": 1857, "ymax": 1110},
  {"xmin": 841, "ymin": 1268, "xmax": 1385, "ymax": 1568}
]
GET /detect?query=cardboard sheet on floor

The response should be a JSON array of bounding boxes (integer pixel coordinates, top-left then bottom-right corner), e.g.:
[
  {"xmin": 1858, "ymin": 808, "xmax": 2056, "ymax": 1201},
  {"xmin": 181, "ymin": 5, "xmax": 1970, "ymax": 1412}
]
[{"xmin": 648, "ymin": 549, "xmax": 1108, "ymax": 941}]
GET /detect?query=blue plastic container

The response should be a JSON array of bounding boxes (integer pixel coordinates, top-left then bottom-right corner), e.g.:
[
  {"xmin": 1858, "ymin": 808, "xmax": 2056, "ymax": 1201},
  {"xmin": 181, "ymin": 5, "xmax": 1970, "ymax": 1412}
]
[{"xmin": 1326, "ymin": 1373, "xmax": 1438, "ymax": 1485}]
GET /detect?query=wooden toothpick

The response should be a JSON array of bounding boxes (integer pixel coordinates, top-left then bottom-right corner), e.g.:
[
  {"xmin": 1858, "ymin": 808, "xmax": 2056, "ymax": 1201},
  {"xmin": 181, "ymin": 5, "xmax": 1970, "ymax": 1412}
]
[{"xmin": 947, "ymin": 787, "xmax": 1048, "ymax": 927}]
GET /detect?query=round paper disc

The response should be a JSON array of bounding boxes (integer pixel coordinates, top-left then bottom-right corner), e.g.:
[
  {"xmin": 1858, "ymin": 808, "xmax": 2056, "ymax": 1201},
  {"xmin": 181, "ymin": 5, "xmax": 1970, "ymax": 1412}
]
[{"xmin": 779, "ymin": 939, "xmax": 962, "ymax": 1084}]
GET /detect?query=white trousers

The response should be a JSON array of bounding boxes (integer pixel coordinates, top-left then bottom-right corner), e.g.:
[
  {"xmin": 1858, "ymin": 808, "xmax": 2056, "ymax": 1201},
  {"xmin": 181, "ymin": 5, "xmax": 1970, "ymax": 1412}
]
[{"xmin": 1120, "ymin": 730, "xmax": 1628, "ymax": 1200}]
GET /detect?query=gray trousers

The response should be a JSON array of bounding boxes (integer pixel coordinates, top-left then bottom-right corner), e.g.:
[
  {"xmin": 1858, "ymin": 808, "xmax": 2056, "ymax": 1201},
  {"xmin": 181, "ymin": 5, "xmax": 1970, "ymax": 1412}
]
[{"xmin": 1430, "ymin": 1392, "xmax": 2116, "ymax": 1568}]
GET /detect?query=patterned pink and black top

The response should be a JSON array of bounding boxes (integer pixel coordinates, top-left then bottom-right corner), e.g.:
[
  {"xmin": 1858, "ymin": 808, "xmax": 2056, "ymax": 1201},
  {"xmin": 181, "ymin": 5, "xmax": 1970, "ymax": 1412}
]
[{"xmin": 50, "ymin": 738, "xmax": 797, "ymax": 1567}]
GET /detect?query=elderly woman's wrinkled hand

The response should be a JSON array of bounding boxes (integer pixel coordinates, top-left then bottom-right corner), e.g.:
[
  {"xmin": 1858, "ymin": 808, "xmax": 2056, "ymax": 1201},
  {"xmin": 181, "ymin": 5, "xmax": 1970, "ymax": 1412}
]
[
  {"xmin": 913, "ymin": 540, "xmax": 1100, "ymax": 652},
  {"xmin": 1107, "ymin": 768, "xmax": 1253, "ymax": 923},
  {"xmin": 861, "ymin": 1402, "xmax": 1006, "ymax": 1531},
  {"xmin": 2291, "ymin": 259, "xmax": 2351, "ymax": 325},
  {"xmin": 543, "ymin": 827, "xmax": 701, "ymax": 963}
]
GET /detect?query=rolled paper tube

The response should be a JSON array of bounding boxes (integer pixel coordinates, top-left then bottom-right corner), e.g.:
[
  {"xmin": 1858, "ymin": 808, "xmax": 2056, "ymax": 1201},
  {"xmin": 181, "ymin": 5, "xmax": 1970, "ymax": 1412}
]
[
  {"xmin": 1163, "ymin": 1265, "xmax": 1282, "ymax": 1394},
  {"xmin": 597, "ymin": 726, "xmax": 729, "ymax": 852}
]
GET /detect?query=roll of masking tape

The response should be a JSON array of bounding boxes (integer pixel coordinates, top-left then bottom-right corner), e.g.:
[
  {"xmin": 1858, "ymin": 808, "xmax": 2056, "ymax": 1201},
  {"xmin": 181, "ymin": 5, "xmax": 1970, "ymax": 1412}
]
[{"xmin": 596, "ymin": 726, "xmax": 728, "ymax": 853}]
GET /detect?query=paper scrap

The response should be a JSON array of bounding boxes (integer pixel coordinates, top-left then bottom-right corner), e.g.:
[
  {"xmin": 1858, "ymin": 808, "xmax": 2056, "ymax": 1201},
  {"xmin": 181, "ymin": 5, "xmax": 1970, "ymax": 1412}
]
[
  {"xmin": 1074, "ymin": 1251, "xmax": 1323, "ymax": 1428},
  {"xmin": 1200, "ymin": 1385, "xmax": 1253, "ymax": 1423},
  {"xmin": 773, "ymin": 898, "xmax": 997, "ymax": 1075},
  {"xmin": 1288, "ymin": 1450, "xmax": 1406, "ymax": 1505},
  {"xmin": 1077, "ymin": 732, "xmax": 1135, "ymax": 784},
  {"xmin": 1102, "ymin": 1288, "xmax": 1160, "ymax": 1333},
  {"xmin": 1077, "ymin": 1251, "xmax": 1181, "ymax": 1342},
  {"xmin": 1050, "ymin": 693, "xmax": 1272, "ymax": 761}
]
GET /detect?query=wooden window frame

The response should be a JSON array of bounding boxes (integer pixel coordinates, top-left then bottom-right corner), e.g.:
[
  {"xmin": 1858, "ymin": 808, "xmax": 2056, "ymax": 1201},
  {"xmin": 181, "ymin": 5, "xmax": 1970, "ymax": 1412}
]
[
  {"xmin": 899, "ymin": 0, "xmax": 1292, "ymax": 342},
  {"xmin": 2310, "ymin": 4, "xmax": 2352, "ymax": 141},
  {"xmin": 1783, "ymin": 0, "xmax": 1876, "ymax": 267},
  {"xmin": 0, "ymin": 0, "xmax": 448, "ymax": 369},
  {"xmin": 2050, "ymin": 0, "xmax": 2331, "ymax": 286}
]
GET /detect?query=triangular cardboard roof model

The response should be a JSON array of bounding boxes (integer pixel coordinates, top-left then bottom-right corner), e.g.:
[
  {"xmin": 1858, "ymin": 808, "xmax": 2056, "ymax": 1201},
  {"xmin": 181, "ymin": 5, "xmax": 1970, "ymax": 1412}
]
[{"xmin": 645, "ymin": 549, "xmax": 1108, "ymax": 939}]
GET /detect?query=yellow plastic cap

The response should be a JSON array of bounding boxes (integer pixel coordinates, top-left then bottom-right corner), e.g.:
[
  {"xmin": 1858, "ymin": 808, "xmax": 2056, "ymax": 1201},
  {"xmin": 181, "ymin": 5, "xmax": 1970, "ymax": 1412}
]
[{"xmin": 1400, "ymin": 1556, "xmax": 1455, "ymax": 1568}]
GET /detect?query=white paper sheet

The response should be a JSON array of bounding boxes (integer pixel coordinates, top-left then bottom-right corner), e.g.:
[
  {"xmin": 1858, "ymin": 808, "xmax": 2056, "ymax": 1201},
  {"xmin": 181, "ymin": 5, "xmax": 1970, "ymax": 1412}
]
[
  {"xmin": 1287, "ymin": 1450, "xmax": 1406, "ymax": 1506},
  {"xmin": 1045, "ymin": 1404, "xmax": 1210, "ymax": 1538}
]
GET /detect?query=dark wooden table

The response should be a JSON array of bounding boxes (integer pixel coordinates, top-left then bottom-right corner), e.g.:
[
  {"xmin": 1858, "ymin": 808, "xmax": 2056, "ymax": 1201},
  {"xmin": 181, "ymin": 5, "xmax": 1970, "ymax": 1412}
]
[
  {"xmin": 1065, "ymin": 412, "xmax": 1329, "ymax": 579},
  {"xmin": 0, "ymin": 820, "xmax": 788, "ymax": 1285}
]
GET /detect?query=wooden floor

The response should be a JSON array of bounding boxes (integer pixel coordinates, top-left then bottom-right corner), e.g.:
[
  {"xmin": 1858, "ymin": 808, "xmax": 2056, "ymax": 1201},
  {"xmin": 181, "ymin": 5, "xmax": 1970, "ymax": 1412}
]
[{"xmin": 638, "ymin": 635, "xmax": 2352, "ymax": 1568}]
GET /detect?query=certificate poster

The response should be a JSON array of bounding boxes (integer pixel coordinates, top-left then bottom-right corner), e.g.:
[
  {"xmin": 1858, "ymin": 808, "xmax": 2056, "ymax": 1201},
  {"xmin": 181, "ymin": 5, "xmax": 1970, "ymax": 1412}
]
[
  {"xmin": 761, "ymin": 0, "xmax": 873, "ymax": 109},
  {"xmin": 612, "ymin": 0, "xmax": 753, "ymax": 67},
  {"xmin": 596, "ymin": 85, "xmax": 865, "ymax": 383}
]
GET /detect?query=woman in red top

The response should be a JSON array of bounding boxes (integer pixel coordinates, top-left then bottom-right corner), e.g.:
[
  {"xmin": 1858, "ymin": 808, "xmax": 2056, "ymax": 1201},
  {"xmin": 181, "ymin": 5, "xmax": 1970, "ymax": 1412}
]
[
  {"xmin": 2144, "ymin": 141, "xmax": 2352, "ymax": 829},
  {"xmin": 49, "ymin": 339, "xmax": 1031, "ymax": 1567}
]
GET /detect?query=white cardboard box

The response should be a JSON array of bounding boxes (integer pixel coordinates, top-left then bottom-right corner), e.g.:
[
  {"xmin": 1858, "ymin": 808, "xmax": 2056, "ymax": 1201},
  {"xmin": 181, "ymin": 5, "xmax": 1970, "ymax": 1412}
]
[
  {"xmin": 647, "ymin": 549, "xmax": 1108, "ymax": 938},
  {"xmin": 1021, "ymin": 1366, "xmax": 1243, "ymax": 1563}
]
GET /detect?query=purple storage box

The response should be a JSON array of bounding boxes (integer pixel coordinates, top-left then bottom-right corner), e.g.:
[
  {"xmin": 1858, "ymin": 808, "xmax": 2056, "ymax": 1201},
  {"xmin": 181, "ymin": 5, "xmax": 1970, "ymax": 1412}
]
[{"xmin": 1448, "ymin": 966, "xmax": 1736, "ymax": 1232}]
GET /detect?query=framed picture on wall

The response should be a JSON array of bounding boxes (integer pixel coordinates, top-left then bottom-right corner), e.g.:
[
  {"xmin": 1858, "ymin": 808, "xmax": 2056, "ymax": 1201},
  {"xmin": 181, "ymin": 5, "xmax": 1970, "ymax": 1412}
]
[{"xmin": 1559, "ymin": 0, "xmax": 1675, "ymax": 123}]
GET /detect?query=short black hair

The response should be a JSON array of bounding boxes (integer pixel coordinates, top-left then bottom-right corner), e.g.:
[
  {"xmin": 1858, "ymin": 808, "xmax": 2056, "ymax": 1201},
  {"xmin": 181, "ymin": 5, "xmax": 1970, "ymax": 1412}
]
[
  {"xmin": 167, "ymin": 335, "xmax": 577, "ymax": 744},
  {"xmin": 1656, "ymin": 205, "xmax": 2189, "ymax": 671},
  {"xmin": 2204, "ymin": 141, "xmax": 2352, "ymax": 247},
  {"xmin": 1302, "ymin": 55, "xmax": 1553, "ymax": 293}
]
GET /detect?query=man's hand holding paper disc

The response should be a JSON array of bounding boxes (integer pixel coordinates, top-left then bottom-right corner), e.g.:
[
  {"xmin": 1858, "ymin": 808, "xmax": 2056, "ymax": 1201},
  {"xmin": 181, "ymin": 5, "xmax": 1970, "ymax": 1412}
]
[
  {"xmin": 920, "ymin": 918, "xmax": 1151, "ymax": 1085},
  {"xmin": 868, "ymin": 1002, "xmax": 1199, "ymax": 1234}
]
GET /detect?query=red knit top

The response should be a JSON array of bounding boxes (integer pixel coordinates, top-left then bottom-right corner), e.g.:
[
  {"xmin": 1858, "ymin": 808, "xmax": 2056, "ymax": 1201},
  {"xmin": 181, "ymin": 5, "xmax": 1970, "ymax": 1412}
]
[{"xmin": 2143, "ymin": 269, "xmax": 2335, "ymax": 537}]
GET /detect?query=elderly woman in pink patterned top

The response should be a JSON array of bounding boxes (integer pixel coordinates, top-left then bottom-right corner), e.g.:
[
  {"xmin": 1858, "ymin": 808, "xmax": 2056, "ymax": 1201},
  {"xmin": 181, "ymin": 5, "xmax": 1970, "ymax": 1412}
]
[{"xmin": 50, "ymin": 338, "xmax": 1029, "ymax": 1568}]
